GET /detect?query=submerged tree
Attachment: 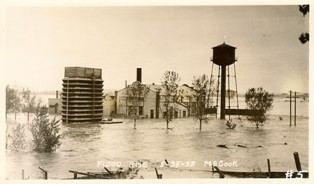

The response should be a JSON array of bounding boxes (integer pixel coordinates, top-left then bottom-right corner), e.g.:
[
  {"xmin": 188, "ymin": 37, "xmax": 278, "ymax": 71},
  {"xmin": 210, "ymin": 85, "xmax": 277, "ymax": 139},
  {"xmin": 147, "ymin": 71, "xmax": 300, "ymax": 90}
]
[
  {"xmin": 245, "ymin": 87, "xmax": 274, "ymax": 129},
  {"xmin": 22, "ymin": 88, "xmax": 39, "ymax": 123},
  {"xmin": 161, "ymin": 71, "xmax": 180, "ymax": 130},
  {"xmin": 226, "ymin": 89, "xmax": 236, "ymax": 99},
  {"xmin": 126, "ymin": 81, "xmax": 150, "ymax": 129},
  {"xmin": 6, "ymin": 124, "xmax": 28, "ymax": 151},
  {"xmin": 30, "ymin": 106, "xmax": 61, "ymax": 152},
  {"xmin": 192, "ymin": 74, "xmax": 215, "ymax": 131},
  {"xmin": 6, "ymin": 85, "xmax": 21, "ymax": 120}
]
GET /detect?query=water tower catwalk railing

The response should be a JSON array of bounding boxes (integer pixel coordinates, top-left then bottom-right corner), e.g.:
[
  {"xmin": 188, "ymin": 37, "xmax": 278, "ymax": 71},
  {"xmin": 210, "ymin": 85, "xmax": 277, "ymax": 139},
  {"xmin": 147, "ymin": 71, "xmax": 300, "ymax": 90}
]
[{"xmin": 208, "ymin": 42, "xmax": 263, "ymax": 119}]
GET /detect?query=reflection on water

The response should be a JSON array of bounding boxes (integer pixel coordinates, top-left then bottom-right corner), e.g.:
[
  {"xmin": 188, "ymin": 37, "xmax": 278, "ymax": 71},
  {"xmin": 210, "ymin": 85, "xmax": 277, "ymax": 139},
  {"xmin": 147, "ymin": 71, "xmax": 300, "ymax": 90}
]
[{"xmin": 6, "ymin": 100, "xmax": 309, "ymax": 179}]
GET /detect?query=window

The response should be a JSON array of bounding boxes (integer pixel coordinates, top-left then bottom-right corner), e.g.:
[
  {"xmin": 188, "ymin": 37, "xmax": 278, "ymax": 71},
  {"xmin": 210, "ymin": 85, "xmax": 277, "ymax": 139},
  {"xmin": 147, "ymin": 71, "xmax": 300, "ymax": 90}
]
[
  {"xmin": 150, "ymin": 110, "xmax": 154, "ymax": 118},
  {"xmin": 128, "ymin": 106, "xmax": 136, "ymax": 116},
  {"xmin": 174, "ymin": 111, "xmax": 178, "ymax": 118},
  {"xmin": 139, "ymin": 106, "xmax": 143, "ymax": 116},
  {"xmin": 55, "ymin": 103, "xmax": 59, "ymax": 114}
]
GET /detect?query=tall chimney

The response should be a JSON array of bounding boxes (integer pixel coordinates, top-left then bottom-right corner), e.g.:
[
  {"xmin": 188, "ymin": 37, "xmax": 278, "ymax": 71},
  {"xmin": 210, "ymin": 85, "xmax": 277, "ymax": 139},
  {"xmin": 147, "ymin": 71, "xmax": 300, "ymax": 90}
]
[
  {"xmin": 136, "ymin": 68, "xmax": 142, "ymax": 83},
  {"xmin": 56, "ymin": 90, "xmax": 58, "ymax": 99}
]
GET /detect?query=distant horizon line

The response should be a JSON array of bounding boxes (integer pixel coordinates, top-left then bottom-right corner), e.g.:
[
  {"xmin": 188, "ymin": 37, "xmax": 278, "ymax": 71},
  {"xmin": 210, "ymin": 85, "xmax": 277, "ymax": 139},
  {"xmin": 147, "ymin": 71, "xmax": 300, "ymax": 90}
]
[{"xmin": 33, "ymin": 88, "xmax": 309, "ymax": 96}]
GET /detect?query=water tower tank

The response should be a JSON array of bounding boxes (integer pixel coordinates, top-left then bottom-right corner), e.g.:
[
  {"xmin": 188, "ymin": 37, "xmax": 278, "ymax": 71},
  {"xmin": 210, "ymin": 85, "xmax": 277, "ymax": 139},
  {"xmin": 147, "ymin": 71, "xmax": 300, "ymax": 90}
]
[{"xmin": 211, "ymin": 42, "xmax": 237, "ymax": 66}]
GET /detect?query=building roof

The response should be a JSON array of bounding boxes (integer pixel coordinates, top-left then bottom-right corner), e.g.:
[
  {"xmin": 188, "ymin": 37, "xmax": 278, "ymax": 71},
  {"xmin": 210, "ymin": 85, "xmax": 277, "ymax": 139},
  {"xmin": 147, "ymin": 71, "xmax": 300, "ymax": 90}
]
[
  {"xmin": 212, "ymin": 42, "xmax": 236, "ymax": 49},
  {"xmin": 104, "ymin": 91, "xmax": 115, "ymax": 97},
  {"xmin": 48, "ymin": 98, "xmax": 61, "ymax": 105},
  {"xmin": 119, "ymin": 82, "xmax": 196, "ymax": 96},
  {"xmin": 145, "ymin": 84, "xmax": 162, "ymax": 92},
  {"xmin": 64, "ymin": 66, "xmax": 102, "ymax": 79}
]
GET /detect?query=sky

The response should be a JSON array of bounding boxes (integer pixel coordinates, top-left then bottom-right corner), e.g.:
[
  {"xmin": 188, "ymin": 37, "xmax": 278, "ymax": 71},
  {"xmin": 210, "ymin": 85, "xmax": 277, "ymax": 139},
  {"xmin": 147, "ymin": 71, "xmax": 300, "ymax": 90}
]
[{"xmin": 4, "ymin": 5, "xmax": 309, "ymax": 93}]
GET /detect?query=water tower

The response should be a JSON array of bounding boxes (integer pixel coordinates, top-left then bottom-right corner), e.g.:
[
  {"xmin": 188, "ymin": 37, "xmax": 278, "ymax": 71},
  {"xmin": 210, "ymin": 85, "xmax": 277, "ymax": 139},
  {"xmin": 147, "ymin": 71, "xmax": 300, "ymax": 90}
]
[{"xmin": 210, "ymin": 42, "xmax": 238, "ymax": 119}]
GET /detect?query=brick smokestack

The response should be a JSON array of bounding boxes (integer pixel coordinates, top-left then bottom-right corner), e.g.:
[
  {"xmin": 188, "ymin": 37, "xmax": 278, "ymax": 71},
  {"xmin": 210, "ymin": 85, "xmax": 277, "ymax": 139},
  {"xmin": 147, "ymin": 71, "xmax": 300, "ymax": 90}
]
[{"xmin": 136, "ymin": 68, "xmax": 142, "ymax": 83}]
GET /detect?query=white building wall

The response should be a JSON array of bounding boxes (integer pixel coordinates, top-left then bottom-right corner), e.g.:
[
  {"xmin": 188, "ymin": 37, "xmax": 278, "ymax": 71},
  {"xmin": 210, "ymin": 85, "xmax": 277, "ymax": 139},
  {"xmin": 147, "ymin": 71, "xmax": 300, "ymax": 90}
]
[
  {"xmin": 103, "ymin": 95, "xmax": 115, "ymax": 117},
  {"xmin": 117, "ymin": 89, "xmax": 127, "ymax": 115},
  {"xmin": 143, "ymin": 90, "xmax": 157, "ymax": 118},
  {"xmin": 158, "ymin": 99, "xmax": 189, "ymax": 118},
  {"xmin": 115, "ymin": 84, "xmax": 195, "ymax": 119},
  {"xmin": 48, "ymin": 98, "xmax": 62, "ymax": 115}
]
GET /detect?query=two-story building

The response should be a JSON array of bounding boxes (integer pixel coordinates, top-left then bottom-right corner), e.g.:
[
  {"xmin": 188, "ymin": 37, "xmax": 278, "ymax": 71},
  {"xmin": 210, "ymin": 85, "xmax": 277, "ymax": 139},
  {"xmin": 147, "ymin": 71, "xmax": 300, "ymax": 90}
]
[{"xmin": 115, "ymin": 81, "xmax": 197, "ymax": 119}]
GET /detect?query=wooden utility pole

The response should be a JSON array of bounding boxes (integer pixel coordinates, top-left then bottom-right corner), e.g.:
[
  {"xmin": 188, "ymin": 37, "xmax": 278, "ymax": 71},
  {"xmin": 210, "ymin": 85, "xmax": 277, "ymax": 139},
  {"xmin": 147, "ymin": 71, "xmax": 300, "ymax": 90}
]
[
  {"xmin": 289, "ymin": 91, "xmax": 292, "ymax": 126},
  {"xmin": 294, "ymin": 91, "xmax": 297, "ymax": 126},
  {"xmin": 267, "ymin": 159, "xmax": 271, "ymax": 178}
]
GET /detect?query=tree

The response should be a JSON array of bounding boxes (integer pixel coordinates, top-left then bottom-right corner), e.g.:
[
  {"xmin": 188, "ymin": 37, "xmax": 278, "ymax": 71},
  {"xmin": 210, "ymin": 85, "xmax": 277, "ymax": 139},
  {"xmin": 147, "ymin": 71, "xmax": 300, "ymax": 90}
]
[
  {"xmin": 226, "ymin": 89, "xmax": 236, "ymax": 99},
  {"xmin": 6, "ymin": 104, "xmax": 60, "ymax": 153},
  {"xmin": 6, "ymin": 85, "xmax": 21, "ymax": 120},
  {"xmin": 245, "ymin": 87, "xmax": 274, "ymax": 129},
  {"xmin": 161, "ymin": 71, "xmax": 180, "ymax": 130},
  {"xmin": 126, "ymin": 81, "xmax": 150, "ymax": 129},
  {"xmin": 6, "ymin": 124, "xmax": 28, "ymax": 151},
  {"xmin": 30, "ymin": 106, "xmax": 61, "ymax": 152},
  {"xmin": 192, "ymin": 75, "xmax": 215, "ymax": 131},
  {"xmin": 21, "ymin": 88, "xmax": 38, "ymax": 123}
]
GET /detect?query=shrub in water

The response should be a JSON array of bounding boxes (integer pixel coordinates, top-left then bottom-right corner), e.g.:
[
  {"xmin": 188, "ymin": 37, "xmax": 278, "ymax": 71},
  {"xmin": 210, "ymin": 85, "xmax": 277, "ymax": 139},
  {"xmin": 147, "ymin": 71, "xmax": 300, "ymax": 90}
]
[
  {"xmin": 30, "ymin": 114, "xmax": 61, "ymax": 153},
  {"xmin": 245, "ymin": 87, "xmax": 274, "ymax": 128},
  {"xmin": 6, "ymin": 124, "xmax": 28, "ymax": 151}
]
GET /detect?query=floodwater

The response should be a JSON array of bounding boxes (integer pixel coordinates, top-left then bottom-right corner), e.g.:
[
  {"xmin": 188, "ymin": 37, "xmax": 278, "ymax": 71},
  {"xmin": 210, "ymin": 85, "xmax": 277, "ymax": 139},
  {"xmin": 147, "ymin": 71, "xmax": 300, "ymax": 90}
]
[{"xmin": 6, "ymin": 98, "xmax": 309, "ymax": 179}]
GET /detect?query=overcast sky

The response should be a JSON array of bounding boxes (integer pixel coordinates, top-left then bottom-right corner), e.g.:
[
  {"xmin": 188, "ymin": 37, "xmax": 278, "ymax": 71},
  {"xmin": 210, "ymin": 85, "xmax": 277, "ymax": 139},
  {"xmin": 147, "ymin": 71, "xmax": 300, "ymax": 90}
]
[{"xmin": 5, "ymin": 5, "xmax": 309, "ymax": 93}]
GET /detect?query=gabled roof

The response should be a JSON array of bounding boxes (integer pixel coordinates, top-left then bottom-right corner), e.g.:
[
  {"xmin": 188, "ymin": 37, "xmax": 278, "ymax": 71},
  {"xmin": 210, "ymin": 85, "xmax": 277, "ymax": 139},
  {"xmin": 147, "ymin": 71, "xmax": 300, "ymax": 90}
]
[
  {"xmin": 104, "ymin": 91, "xmax": 115, "ymax": 96},
  {"xmin": 48, "ymin": 98, "xmax": 61, "ymax": 105},
  {"xmin": 118, "ymin": 82, "xmax": 197, "ymax": 96},
  {"xmin": 176, "ymin": 101, "xmax": 188, "ymax": 108},
  {"xmin": 146, "ymin": 84, "xmax": 162, "ymax": 92},
  {"xmin": 212, "ymin": 42, "xmax": 236, "ymax": 49}
]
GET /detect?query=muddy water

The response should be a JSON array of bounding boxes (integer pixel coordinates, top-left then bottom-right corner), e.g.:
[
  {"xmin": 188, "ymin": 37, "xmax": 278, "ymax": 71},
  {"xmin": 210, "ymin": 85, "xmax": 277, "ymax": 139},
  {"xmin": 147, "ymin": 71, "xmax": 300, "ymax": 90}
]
[{"xmin": 6, "ymin": 100, "xmax": 309, "ymax": 179}]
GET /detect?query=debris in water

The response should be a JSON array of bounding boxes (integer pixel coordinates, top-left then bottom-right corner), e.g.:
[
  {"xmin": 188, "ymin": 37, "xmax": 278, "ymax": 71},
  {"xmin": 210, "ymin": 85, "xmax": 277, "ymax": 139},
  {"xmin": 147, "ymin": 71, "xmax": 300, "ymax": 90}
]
[
  {"xmin": 237, "ymin": 144, "xmax": 247, "ymax": 148},
  {"xmin": 217, "ymin": 144, "xmax": 229, "ymax": 149}
]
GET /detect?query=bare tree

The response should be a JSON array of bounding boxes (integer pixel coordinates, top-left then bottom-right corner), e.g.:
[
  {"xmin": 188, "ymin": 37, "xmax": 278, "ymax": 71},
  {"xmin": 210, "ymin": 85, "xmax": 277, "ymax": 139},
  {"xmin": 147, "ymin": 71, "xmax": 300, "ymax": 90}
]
[
  {"xmin": 161, "ymin": 71, "xmax": 180, "ymax": 130},
  {"xmin": 192, "ymin": 74, "xmax": 215, "ymax": 131},
  {"xmin": 22, "ymin": 88, "xmax": 39, "ymax": 123},
  {"xmin": 6, "ymin": 85, "xmax": 21, "ymax": 120},
  {"xmin": 126, "ymin": 81, "xmax": 150, "ymax": 129}
]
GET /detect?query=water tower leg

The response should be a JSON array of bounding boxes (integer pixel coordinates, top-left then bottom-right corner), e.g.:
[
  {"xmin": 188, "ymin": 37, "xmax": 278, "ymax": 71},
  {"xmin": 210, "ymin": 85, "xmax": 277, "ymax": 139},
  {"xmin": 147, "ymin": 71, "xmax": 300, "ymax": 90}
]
[{"xmin": 220, "ymin": 65, "xmax": 226, "ymax": 119}]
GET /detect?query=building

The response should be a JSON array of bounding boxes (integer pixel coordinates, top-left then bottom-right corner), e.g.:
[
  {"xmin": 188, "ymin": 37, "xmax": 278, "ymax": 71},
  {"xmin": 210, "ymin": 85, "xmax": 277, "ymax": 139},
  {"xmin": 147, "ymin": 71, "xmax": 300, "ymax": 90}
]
[
  {"xmin": 49, "ymin": 67, "xmax": 198, "ymax": 120},
  {"xmin": 116, "ymin": 82, "xmax": 197, "ymax": 118},
  {"xmin": 102, "ymin": 91, "xmax": 117, "ymax": 117},
  {"xmin": 115, "ymin": 68, "xmax": 196, "ymax": 118},
  {"xmin": 48, "ymin": 91, "xmax": 62, "ymax": 115},
  {"xmin": 61, "ymin": 67, "xmax": 104, "ymax": 123}
]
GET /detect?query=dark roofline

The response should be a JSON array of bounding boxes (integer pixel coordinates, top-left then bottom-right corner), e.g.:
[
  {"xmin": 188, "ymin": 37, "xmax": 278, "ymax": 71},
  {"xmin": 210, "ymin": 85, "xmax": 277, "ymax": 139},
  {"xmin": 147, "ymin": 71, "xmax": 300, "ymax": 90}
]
[
  {"xmin": 176, "ymin": 101, "xmax": 188, "ymax": 108},
  {"xmin": 65, "ymin": 66, "xmax": 102, "ymax": 70},
  {"xmin": 212, "ymin": 42, "xmax": 236, "ymax": 49}
]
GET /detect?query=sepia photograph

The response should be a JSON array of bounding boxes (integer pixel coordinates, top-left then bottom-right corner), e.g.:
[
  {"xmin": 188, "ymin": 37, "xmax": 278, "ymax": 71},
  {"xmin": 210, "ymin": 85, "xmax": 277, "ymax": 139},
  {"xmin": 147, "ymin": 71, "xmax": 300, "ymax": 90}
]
[{"xmin": 2, "ymin": 1, "xmax": 311, "ymax": 183}]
